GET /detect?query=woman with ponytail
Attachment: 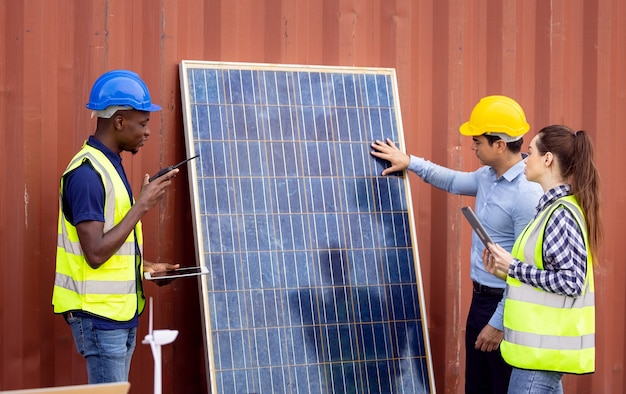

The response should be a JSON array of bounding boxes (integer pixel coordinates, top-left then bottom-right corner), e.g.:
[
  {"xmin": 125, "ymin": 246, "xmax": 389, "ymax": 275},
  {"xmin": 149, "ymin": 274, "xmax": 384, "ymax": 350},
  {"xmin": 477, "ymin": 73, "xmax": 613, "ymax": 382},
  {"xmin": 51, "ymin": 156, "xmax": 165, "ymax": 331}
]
[{"xmin": 483, "ymin": 125, "xmax": 602, "ymax": 393}]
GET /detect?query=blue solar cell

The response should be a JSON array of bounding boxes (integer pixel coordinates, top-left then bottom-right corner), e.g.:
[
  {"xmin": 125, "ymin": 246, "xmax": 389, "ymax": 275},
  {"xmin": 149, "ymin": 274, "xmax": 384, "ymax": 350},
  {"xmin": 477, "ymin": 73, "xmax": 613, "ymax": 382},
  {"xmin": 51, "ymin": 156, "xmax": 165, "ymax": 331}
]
[{"xmin": 181, "ymin": 61, "xmax": 434, "ymax": 393}]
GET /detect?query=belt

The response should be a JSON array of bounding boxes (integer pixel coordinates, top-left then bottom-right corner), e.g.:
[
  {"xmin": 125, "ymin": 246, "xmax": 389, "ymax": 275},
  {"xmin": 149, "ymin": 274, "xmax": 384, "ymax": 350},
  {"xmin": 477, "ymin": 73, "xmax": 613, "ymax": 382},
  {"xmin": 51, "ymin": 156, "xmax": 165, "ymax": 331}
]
[
  {"xmin": 472, "ymin": 281, "xmax": 504, "ymax": 296},
  {"xmin": 63, "ymin": 311, "xmax": 79, "ymax": 322}
]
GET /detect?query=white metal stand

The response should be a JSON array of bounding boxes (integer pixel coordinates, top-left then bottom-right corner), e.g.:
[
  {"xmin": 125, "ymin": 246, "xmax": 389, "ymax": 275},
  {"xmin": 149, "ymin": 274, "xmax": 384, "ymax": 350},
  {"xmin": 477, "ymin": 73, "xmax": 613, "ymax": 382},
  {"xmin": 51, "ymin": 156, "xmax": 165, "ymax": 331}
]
[{"xmin": 142, "ymin": 297, "xmax": 179, "ymax": 394}]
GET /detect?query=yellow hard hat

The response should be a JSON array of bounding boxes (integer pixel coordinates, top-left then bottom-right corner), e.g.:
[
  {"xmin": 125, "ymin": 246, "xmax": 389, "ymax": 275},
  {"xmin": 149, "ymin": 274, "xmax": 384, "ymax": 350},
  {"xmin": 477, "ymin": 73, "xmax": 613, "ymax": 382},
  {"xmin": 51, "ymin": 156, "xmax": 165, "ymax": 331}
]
[{"xmin": 459, "ymin": 95, "xmax": 530, "ymax": 142}]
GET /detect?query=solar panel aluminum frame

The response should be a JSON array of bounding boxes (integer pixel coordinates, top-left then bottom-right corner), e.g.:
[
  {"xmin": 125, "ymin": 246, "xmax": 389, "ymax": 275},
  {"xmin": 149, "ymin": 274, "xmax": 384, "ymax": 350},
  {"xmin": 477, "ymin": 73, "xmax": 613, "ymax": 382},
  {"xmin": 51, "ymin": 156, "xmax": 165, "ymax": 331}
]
[{"xmin": 179, "ymin": 60, "xmax": 435, "ymax": 394}]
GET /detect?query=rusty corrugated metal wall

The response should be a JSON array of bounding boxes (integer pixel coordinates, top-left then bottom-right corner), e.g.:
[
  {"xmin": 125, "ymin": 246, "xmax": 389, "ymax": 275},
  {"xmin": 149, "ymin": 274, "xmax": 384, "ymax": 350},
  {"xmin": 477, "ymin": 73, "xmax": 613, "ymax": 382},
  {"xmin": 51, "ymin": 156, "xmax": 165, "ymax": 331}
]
[{"xmin": 1, "ymin": 0, "xmax": 624, "ymax": 393}]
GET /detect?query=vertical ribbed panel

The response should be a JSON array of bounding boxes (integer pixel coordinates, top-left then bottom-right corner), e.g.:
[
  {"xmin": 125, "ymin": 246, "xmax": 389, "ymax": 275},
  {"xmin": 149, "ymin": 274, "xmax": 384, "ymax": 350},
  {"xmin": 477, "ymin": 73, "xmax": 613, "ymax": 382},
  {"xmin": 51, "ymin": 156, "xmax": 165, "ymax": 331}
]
[{"xmin": 1, "ymin": 1, "xmax": 624, "ymax": 393}]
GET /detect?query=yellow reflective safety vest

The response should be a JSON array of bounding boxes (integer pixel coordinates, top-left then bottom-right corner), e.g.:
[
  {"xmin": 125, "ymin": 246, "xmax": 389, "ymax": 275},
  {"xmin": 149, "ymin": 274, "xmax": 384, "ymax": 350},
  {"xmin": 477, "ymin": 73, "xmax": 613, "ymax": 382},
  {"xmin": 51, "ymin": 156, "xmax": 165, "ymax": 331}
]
[
  {"xmin": 502, "ymin": 195, "xmax": 594, "ymax": 374},
  {"xmin": 52, "ymin": 142, "xmax": 145, "ymax": 321}
]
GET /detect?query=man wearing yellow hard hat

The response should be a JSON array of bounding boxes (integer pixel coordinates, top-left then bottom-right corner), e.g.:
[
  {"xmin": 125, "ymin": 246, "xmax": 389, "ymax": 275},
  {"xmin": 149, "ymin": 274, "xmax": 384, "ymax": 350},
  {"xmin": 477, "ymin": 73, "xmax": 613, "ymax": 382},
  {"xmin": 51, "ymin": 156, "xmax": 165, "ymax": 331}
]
[{"xmin": 371, "ymin": 95, "xmax": 543, "ymax": 394}]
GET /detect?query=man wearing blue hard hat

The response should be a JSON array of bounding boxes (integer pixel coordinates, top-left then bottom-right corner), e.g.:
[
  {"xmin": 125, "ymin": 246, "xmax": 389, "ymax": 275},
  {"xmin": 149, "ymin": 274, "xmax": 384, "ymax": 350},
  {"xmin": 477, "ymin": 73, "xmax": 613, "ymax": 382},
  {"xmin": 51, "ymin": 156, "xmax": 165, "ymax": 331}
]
[{"xmin": 52, "ymin": 70, "xmax": 179, "ymax": 384}]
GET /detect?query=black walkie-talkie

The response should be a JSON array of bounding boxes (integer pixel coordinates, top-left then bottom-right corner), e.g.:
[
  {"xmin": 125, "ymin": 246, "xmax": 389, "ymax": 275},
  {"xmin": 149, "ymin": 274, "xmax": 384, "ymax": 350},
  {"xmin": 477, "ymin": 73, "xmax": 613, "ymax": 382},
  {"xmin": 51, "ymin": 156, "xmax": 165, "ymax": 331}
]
[{"xmin": 149, "ymin": 154, "xmax": 199, "ymax": 182}]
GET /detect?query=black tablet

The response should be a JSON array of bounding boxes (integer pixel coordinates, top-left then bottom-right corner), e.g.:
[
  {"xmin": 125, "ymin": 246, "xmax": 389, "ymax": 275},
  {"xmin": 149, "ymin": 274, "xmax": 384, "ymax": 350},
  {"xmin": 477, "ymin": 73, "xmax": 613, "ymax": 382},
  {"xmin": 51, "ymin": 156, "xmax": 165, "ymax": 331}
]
[
  {"xmin": 461, "ymin": 206, "xmax": 494, "ymax": 249},
  {"xmin": 144, "ymin": 265, "xmax": 209, "ymax": 280}
]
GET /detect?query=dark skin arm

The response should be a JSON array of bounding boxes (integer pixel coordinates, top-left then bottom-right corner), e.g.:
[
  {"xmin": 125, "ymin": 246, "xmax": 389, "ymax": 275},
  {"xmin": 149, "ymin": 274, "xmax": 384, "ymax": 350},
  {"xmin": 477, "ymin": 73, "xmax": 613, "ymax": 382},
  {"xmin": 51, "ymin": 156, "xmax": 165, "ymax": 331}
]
[
  {"xmin": 144, "ymin": 260, "xmax": 180, "ymax": 286},
  {"xmin": 143, "ymin": 260, "xmax": 180, "ymax": 273},
  {"xmin": 76, "ymin": 170, "xmax": 178, "ymax": 269}
]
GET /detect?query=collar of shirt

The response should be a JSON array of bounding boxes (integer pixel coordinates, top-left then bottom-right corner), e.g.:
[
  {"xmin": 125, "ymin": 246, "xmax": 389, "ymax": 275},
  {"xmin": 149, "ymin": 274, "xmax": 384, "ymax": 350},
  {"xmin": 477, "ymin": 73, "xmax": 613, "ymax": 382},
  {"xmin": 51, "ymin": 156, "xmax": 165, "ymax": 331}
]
[
  {"xmin": 86, "ymin": 135, "xmax": 123, "ymax": 167},
  {"xmin": 536, "ymin": 184, "xmax": 572, "ymax": 213},
  {"xmin": 86, "ymin": 135, "xmax": 133, "ymax": 200},
  {"xmin": 492, "ymin": 154, "xmax": 527, "ymax": 183}
]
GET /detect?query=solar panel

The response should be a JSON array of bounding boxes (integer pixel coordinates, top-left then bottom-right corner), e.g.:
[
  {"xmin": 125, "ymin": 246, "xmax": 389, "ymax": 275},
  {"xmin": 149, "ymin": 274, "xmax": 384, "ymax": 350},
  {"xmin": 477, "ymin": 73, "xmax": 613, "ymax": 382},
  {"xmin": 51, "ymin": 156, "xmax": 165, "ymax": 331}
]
[{"xmin": 179, "ymin": 60, "xmax": 435, "ymax": 394}]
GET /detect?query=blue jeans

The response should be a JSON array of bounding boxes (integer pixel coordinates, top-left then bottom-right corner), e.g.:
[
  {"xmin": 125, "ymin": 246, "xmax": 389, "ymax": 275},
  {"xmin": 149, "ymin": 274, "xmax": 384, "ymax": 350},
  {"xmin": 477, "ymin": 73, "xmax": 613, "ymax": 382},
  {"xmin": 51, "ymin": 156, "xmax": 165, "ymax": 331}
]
[
  {"xmin": 508, "ymin": 368, "xmax": 563, "ymax": 394},
  {"xmin": 67, "ymin": 314, "xmax": 137, "ymax": 384}
]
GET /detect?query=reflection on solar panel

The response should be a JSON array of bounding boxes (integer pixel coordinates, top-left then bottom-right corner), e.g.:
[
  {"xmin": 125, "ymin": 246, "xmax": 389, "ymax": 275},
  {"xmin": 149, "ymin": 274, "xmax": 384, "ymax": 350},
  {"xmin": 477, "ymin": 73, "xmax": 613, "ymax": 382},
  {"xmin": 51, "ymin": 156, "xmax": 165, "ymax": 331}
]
[{"xmin": 179, "ymin": 60, "xmax": 435, "ymax": 394}]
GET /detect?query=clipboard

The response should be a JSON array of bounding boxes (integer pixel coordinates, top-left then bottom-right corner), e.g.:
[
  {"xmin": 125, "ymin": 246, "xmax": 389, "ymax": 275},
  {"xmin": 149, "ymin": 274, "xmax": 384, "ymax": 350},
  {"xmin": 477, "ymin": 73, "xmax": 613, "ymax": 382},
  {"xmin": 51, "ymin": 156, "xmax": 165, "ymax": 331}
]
[
  {"xmin": 461, "ymin": 206, "xmax": 494, "ymax": 249},
  {"xmin": 144, "ymin": 265, "xmax": 209, "ymax": 280}
]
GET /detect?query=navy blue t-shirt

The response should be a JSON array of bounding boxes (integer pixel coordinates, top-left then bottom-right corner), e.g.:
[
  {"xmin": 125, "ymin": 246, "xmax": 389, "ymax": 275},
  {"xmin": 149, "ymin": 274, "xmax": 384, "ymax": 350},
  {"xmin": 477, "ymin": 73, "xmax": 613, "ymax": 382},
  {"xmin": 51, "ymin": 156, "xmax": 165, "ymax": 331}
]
[{"xmin": 62, "ymin": 136, "xmax": 140, "ymax": 329}]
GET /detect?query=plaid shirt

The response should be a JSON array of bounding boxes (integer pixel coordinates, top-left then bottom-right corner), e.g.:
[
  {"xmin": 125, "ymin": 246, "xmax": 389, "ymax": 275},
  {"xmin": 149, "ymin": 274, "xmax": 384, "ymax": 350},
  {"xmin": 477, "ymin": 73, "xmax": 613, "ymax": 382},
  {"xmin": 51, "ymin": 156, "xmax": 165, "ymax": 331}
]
[{"xmin": 509, "ymin": 184, "xmax": 587, "ymax": 296}]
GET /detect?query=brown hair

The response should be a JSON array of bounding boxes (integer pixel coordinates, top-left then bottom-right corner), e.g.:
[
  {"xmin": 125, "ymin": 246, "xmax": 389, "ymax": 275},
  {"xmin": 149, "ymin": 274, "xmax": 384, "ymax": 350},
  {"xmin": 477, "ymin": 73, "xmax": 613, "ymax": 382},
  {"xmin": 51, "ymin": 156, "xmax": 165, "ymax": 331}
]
[
  {"xmin": 484, "ymin": 134, "xmax": 524, "ymax": 153},
  {"xmin": 535, "ymin": 125, "xmax": 602, "ymax": 260}
]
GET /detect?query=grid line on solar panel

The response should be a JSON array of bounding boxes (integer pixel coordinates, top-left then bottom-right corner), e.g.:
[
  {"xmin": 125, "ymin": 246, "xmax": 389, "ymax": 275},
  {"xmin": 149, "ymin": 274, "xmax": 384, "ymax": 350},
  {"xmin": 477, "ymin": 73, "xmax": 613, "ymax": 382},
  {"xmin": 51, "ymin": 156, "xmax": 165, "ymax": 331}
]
[{"xmin": 181, "ymin": 62, "xmax": 433, "ymax": 394}]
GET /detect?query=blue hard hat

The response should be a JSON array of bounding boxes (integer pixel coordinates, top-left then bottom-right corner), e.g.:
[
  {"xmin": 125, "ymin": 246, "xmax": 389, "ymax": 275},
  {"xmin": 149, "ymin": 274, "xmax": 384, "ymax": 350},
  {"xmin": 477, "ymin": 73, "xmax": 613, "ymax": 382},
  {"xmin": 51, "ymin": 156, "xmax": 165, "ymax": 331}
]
[{"xmin": 86, "ymin": 69, "xmax": 161, "ymax": 112}]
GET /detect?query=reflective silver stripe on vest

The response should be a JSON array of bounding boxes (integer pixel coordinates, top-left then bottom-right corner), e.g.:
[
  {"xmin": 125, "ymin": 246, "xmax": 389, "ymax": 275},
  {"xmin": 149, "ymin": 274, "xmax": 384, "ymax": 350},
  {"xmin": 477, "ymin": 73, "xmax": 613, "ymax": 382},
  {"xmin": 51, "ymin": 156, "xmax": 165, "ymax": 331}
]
[
  {"xmin": 504, "ymin": 328, "xmax": 595, "ymax": 350},
  {"xmin": 66, "ymin": 152, "xmax": 117, "ymax": 232},
  {"xmin": 507, "ymin": 282, "xmax": 594, "ymax": 308},
  {"xmin": 57, "ymin": 233, "xmax": 136, "ymax": 256},
  {"xmin": 54, "ymin": 272, "xmax": 136, "ymax": 294},
  {"xmin": 58, "ymin": 232, "xmax": 83, "ymax": 255}
]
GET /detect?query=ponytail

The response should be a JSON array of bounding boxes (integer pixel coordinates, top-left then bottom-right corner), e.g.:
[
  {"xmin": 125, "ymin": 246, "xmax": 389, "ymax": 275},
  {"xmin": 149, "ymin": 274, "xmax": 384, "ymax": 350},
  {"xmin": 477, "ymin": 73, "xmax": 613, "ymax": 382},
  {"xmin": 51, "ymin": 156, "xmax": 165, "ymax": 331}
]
[{"xmin": 571, "ymin": 130, "xmax": 602, "ymax": 260}]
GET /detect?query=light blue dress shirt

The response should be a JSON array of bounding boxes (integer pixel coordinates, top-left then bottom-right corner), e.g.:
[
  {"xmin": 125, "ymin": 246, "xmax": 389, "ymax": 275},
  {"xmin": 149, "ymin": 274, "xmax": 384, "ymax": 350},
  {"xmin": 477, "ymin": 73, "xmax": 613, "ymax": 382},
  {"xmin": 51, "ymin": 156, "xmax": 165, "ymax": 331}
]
[{"xmin": 407, "ymin": 155, "xmax": 542, "ymax": 330}]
